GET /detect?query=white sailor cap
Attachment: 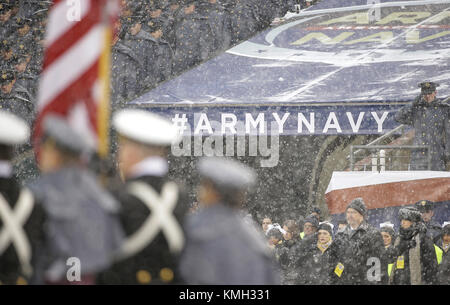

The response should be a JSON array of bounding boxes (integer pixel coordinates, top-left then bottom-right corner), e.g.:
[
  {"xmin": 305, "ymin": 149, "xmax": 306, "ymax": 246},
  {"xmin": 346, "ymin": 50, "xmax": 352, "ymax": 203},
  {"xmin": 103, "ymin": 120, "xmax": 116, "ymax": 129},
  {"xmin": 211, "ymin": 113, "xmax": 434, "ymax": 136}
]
[
  {"xmin": 266, "ymin": 223, "xmax": 287, "ymax": 235},
  {"xmin": 319, "ymin": 221, "xmax": 335, "ymax": 231},
  {"xmin": 198, "ymin": 157, "xmax": 256, "ymax": 192},
  {"xmin": 42, "ymin": 115, "xmax": 89, "ymax": 154},
  {"xmin": 380, "ymin": 221, "xmax": 395, "ymax": 229},
  {"xmin": 112, "ymin": 109, "xmax": 181, "ymax": 146},
  {"xmin": 0, "ymin": 111, "xmax": 29, "ymax": 145}
]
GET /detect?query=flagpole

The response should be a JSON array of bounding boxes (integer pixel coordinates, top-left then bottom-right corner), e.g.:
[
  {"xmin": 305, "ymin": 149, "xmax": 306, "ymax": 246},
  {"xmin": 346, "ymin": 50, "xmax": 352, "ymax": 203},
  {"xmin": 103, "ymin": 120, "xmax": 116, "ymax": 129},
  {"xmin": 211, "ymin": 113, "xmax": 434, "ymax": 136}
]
[{"xmin": 98, "ymin": 6, "xmax": 113, "ymax": 160}]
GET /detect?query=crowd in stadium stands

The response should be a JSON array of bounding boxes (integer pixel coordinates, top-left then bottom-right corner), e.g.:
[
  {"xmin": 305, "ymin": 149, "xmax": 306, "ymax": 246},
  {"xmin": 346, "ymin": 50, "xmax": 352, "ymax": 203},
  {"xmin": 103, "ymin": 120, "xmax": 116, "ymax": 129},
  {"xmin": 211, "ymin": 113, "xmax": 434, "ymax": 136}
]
[
  {"xmin": 260, "ymin": 199, "xmax": 450, "ymax": 285},
  {"xmin": 0, "ymin": 0, "xmax": 322, "ymax": 121}
]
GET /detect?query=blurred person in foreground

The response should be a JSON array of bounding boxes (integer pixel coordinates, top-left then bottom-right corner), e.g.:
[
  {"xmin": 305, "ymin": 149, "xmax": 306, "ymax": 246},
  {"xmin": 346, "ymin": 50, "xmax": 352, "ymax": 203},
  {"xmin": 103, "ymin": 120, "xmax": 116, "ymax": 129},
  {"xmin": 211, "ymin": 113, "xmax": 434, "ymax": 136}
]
[
  {"xmin": 99, "ymin": 109, "xmax": 188, "ymax": 285},
  {"xmin": 30, "ymin": 116, "xmax": 124, "ymax": 284},
  {"xmin": 0, "ymin": 111, "xmax": 45, "ymax": 285},
  {"xmin": 180, "ymin": 157, "xmax": 279, "ymax": 284}
]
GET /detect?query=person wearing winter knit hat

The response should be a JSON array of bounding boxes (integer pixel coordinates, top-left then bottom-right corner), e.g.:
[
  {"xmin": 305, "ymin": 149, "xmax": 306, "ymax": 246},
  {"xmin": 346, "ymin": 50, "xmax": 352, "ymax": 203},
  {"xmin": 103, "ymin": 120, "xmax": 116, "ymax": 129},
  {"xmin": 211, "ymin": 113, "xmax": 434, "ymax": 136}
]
[
  {"xmin": 300, "ymin": 214, "xmax": 319, "ymax": 239},
  {"xmin": 345, "ymin": 198, "xmax": 367, "ymax": 231},
  {"xmin": 317, "ymin": 222, "xmax": 334, "ymax": 254},
  {"xmin": 398, "ymin": 206, "xmax": 422, "ymax": 223},
  {"xmin": 346, "ymin": 197, "xmax": 367, "ymax": 217},
  {"xmin": 318, "ymin": 222, "xmax": 334, "ymax": 236},
  {"xmin": 332, "ymin": 198, "xmax": 387, "ymax": 284}
]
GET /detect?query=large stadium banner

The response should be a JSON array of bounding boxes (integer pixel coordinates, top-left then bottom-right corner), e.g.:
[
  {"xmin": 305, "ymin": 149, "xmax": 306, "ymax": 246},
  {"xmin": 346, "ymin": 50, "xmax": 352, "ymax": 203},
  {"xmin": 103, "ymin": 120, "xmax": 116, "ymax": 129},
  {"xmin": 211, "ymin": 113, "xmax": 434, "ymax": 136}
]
[{"xmin": 131, "ymin": 0, "xmax": 450, "ymax": 136}]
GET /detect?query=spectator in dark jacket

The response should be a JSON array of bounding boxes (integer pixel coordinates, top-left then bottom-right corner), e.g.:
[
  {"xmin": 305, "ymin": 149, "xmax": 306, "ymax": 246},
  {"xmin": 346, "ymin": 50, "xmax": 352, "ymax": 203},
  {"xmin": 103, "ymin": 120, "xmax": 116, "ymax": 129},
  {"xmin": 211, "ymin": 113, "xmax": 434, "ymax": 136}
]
[
  {"xmin": 333, "ymin": 198, "xmax": 386, "ymax": 284},
  {"xmin": 415, "ymin": 200, "xmax": 442, "ymax": 243},
  {"xmin": 437, "ymin": 224, "xmax": 450, "ymax": 284},
  {"xmin": 296, "ymin": 222, "xmax": 339, "ymax": 285},
  {"xmin": 281, "ymin": 219, "xmax": 302, "ymax": 284},
  {"xmin": 386, "ymin": 207, "xmax": 439, "ymax": 285}
]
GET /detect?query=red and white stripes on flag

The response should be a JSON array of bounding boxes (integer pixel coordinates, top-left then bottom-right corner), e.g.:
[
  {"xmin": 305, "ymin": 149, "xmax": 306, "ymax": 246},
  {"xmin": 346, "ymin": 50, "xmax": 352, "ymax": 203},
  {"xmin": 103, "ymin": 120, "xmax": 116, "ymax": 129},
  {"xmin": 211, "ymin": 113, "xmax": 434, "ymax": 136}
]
[{"xmin": 34, "ymin": 0, "xmax": 119, "ymax": 159}]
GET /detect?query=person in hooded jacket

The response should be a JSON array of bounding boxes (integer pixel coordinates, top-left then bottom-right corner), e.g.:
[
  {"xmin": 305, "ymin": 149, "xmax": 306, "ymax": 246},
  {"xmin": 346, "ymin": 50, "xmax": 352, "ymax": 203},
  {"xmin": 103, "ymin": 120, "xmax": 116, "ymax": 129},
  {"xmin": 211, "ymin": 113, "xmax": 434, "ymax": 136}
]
[
  {"xmin": 386, "ymin": 207, "xmax": 439, "ymax": 285},
  {"xmin": 435, "ymin": 223, "xmax": 449, "ymax": 284}
]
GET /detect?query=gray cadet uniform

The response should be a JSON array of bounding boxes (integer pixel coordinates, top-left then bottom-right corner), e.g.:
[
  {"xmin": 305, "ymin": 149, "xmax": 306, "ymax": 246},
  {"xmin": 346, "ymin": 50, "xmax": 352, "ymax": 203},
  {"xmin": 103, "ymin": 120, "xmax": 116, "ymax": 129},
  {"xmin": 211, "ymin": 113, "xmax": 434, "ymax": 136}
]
[
  {"xmin": 180, "ymin": 157, "xmax": 280, "ymax": 285},
  {"xmin": 29, "ymin": 116, "xmax": 124, "ymax": 284},
  {"xmin": 395, "ymin": 82, "xmax": 450, "ymax": 171}
]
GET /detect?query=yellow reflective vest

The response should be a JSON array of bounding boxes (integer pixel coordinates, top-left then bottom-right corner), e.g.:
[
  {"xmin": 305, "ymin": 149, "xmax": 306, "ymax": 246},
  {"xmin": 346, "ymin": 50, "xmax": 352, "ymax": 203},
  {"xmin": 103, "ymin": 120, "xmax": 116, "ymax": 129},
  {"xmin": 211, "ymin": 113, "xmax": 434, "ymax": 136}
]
[{"xmin": 434, "ymin": 244, "xmax": 443, "ymax": 265}]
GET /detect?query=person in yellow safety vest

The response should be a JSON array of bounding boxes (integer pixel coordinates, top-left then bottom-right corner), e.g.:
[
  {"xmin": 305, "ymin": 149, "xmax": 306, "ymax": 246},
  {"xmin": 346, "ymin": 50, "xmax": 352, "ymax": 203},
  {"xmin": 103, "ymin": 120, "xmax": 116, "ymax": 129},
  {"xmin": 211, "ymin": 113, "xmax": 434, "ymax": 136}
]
[
  {"xmin": 380, "ymin": 222, "xmax": 396, "ymax": 278},
  {"xmin": 436, "ymin": 223, "xmax": 450, "ymax": 260},
  {"xmin": 440, "ymin": 223, "xmax": 450, "ymax": 255},
  {"xmin": 437, "ymin": 223, "xmax": 450, "ymax": 284}
]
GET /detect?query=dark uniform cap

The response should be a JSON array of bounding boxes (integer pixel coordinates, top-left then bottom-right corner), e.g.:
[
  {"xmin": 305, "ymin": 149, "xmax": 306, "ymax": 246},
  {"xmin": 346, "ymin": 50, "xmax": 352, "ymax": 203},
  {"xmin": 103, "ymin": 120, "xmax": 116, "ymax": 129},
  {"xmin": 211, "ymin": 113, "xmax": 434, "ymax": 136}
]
[
  {"xmin": 318, "ymin": 222, "xmax": 333, "ymax": 235},
  {"xmin": 419, "ymin": 82, "xmax": 439, "ymax": 94},
  {"xmin": 0, "ymin": 69, "xmax": 15, "ymax": 82},
  {"xmin": 398, "ymin": 206, "xmax": 422, "ymax": 222},
  {"xmin": 42, "ymin": 115, "xmax": 89, "ymax": 154},
  {"xmin": 414, "ymin": 200, "xmax": 434, "ymax": 212},
  {"xmin": 346, "ymin": 197, "xmax": 367, "ymax": 216},
  {"xmin": 197, "ymin": 157, "xmax": 256, "ymax": 192},
  {"xmin": 304, "ymin": 214, "xmax": 319, "ymax": 229},
  {"xmin": 310, "ymin": 207, "xmax": 321, "ymax": 215},
  {"xmin": 0, "ymin": 3, "xmax": 12, "ymax": 13}
]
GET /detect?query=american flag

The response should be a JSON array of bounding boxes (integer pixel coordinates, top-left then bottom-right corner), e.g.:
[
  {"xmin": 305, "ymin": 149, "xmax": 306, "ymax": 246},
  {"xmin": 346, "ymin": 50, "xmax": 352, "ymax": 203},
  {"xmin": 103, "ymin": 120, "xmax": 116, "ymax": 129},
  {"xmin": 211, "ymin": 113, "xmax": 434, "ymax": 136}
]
[{"xmin": 34, "ymin": 0, "xmax": 119, "ymax": 159}]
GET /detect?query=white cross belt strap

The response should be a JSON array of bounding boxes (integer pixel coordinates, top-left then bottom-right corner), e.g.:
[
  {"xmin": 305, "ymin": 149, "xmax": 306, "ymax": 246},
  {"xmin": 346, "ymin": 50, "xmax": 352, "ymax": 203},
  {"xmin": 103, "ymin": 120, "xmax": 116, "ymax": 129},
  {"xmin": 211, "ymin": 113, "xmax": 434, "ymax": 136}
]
[
  {"xmin": 0, "ymin": 188, "xmax": 35, "ymax": 277},
  {"xmin": 117, "ymin": 181, "xmax": 185, "ymax": 261}
]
